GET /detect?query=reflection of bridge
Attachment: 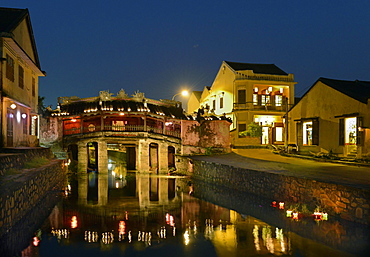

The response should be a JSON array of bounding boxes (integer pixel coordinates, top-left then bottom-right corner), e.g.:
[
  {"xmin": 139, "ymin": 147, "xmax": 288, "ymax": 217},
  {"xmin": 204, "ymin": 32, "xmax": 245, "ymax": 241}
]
[{"xmin": 77, "ymin": 173, "xmax": 184, "ymax": 207}]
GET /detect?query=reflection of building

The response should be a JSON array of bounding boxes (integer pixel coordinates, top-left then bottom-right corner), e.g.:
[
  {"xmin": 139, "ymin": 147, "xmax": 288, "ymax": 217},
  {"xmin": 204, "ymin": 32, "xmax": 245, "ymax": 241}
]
[
  {"xmin": 0, "ymin": 8, "xmax": 45, "ymax": 147},
  {"xmin": 187, "ymin": 61, "xmax": 296, "ymax": 147},
  {"xmin": 288, "ymin": 77, "xmax": 370, "ymax": 157},
  {"xmin": 50, "ymin": 91, "xmax": 231, "ymax": 173}
]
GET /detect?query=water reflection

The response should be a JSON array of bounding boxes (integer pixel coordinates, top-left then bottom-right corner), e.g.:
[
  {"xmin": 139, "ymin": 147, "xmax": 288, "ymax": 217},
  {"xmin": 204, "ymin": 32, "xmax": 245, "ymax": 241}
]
[{"xmin": 2, "ymin": 172, "xmax": 369, "ymax": 257}]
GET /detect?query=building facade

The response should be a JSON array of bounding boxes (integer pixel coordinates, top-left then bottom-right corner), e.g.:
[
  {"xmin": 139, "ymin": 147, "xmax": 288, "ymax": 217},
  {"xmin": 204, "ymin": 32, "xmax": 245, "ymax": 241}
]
[
  {"xmin": 188, "ymin": 61, "xmax": 296, "ymax": 147},
  {"xmin": 0, "ymin": 8, "xmax": 45, "ymax": 147},
  {"xmin": 49, "ymin": 90, "xmax": 231, "ymax": 174},
  {"xmin": 288, "ymin": 77, "xmax": 370, "ymax": 158}
]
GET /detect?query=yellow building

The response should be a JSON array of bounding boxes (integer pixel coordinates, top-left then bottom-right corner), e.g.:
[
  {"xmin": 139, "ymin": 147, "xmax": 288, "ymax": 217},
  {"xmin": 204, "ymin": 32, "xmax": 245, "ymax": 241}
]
[
  {"xmin": 288, "ymin": 77, "xmax": 370, "ymax": 158},
  {"xmin": 0, "ymin": 8, "xmax": 45, "ymax": 147},
  {"xmin": 188, "ymin": 61, "xmax": 296, "ymax": 147}
]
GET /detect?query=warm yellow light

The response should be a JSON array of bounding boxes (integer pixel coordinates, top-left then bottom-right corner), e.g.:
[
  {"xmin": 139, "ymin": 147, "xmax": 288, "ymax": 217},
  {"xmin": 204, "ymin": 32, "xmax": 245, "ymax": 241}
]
[
  {"xmin": 172, "ymin": 90, "xmax": 189, "ymax": 100},
  {"xmin": 181, "ymin": 90, "xmax": 189, "ymax": 97}
]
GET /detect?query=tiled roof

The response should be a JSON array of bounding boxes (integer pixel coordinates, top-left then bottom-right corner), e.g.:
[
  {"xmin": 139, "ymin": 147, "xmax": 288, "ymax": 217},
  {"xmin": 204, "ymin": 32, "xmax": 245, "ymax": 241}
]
[
  {"xmin": 55, "ymin": 99, "xmax": 188, "ymax": 119},
  {"xmin": 0, "ymin": 7, "xmax": 28, "ymax": 33},
  {"xmin": 318, "ymin": 77, "xmax": 370, "ymax": 104},
  {"xmin": 225, "ymin": 61, "xmax": 288, "ymax": 75}
]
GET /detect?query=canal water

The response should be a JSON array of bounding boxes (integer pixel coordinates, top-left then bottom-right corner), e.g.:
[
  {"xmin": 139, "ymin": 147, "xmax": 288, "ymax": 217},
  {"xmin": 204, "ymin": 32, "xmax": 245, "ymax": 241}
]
[{"xmin": 2, "ymin": 171, "xmax": 370, "ymax": 257}]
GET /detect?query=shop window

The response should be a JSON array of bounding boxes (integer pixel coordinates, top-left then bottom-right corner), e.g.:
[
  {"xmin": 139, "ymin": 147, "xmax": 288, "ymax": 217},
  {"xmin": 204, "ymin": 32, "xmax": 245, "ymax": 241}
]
[
  {"xmin": 31, "ymin": 116, "xmax": 38, "ymax": 136},
  {"xmin": 302, "ymin": 119, "xmax": 319, "ymax": 145},
  {"xmin": 303, "ymin": 122, "xmax": 312, "ymax": 145},
  {"xmin": 345, "ymin": 117, "xmax": 357, "ymax": 145},
  {"xmin": 275, "ymin": 127, "xmax": 283, "ymax": 141}
]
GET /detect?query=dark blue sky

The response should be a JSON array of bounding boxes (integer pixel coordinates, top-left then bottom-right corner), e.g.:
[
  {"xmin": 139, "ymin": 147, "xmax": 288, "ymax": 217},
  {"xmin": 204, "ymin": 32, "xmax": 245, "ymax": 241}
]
[{"xmin": 3, "ymin": 0, "xmax": 370, "ymax": 107}]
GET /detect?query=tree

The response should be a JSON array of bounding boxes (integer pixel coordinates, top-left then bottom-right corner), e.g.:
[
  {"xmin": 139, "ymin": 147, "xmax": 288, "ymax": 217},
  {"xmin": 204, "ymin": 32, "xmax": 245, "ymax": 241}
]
[{"xmin": 239, "ymin": 122, "xmax": 262, "ymax": 137}]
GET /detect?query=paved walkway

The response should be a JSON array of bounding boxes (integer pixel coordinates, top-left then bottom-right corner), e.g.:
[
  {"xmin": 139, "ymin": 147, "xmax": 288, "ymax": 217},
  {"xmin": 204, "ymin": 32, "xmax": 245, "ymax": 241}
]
[{"xmin": 190, "ymin": 149, "xmax": 370, "ymax": 190}]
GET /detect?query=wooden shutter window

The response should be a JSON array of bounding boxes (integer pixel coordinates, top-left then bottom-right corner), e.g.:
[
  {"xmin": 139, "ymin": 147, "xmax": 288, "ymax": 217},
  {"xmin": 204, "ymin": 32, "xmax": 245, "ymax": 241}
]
[
  {"xmin": 339, "ymin": 118, "xmax": 344, "ymax": 146},
  {"xmin": 312, "ymin": 119, "xmax": 319, "ymax": 145}
]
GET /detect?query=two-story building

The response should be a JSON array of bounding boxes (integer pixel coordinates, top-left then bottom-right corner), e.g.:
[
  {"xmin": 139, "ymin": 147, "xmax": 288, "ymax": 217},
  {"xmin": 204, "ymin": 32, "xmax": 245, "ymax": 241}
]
[
  {"xmin": 188, "ymin": 61, "xmax": 296, "ymax": 147},
  {"xmin": 0, "ymin": 7, "xmax": 45, "ymax": 147},
  {"xmin": 288, "ymin": 77, "xmax": 370, "ymax": 158}
]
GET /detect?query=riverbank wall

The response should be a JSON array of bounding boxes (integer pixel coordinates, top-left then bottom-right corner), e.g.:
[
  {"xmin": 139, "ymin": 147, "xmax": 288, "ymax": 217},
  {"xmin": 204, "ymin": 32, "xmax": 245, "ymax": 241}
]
[
  {"xmin": 0, "ymin": 159, "xmax": 65, "ymax": 239},
  {"xmin": 0, "ymin": 147, "xmax": 55, "ymax": 176},
  {"xmin": 191, "ymin": 159, "xmax": 370, "ymax": 225}
]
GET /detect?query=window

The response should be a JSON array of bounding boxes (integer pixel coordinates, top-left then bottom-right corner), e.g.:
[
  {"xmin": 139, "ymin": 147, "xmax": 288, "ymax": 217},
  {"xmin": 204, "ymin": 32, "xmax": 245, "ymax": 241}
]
[
  {"xmin": 19, "ymin": 65, "xmax": 24, "ymax": 89},
  {"xmin": 237, "ymin": 89, "xmax": 246, "ymax": 103},
  {"xmin": 261, "ymin": 95, "xmax": 270, "ymax": 106},
  {"xmin": 212, "ymin": 99, "xmax": 216, "ymax": 110},
  {"xmin": 302, "ymin": 119, "xmax": 319, "ymax": 145},
  {"xmin": 303, "ymin": 122, "xmax": 312, "ymax": 145},
  {"xmin": 112, "ymin": 120, "xmax": 125, "ymax": 131},
  {"xmin": 6, "ymin": 54, "xmax": 14, "ymax": 81},
  {"xmin": 22, "ymin": 114, "xmax": 28, "ymax": 134},
  {"xmin": 238, "ymin": 123, "xmax": 247, "ymax": 133},
  {"xmin": 253, "ymin": 93, "xmax": 258, "ymax": 105},
  {"xmin": 219, "ymin": 96, "xmax": 224, "ymax": 109},
  {"xmin": 275, "ymin": 127, "xmax": 283, "ymax": 141},
  {"xmin": 275, "ymin": 95, "xmax": 283, "ymax": 106},
  {"xmin": 31, "ymin": 116, "xmax": 38, "ymax": 136},
  {"xmin": 32, "ymin": 77, "xmax": 36, "ymax": 97}
]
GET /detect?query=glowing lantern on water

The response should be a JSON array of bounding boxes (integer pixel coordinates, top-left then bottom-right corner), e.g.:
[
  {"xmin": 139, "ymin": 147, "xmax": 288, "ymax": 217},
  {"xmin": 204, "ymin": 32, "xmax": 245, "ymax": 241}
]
[
  {"xmin": 292, "ymin": 212, "xmax": 299, "ymax": 220},
  {"xmin": 286, "ymin": 210, "xmax": 292, "ymax": 217},
  {"xmin": 33, "ymin": 237, "xmax": 40, "ymax": 246},
  {"xmin": 279, "ymin": 202, "xmax": 285, "ymax": 209},
  {"xmin": 313, "ymin": 212, "xmax": 322, "ymax": 220},
  {"xmin": 272, "ymin": 201, "xmax": 277, "ymax": 207},
  {"xmin": 119, "ymin": 221, "xmax": 126, "ymax": 235},
  {"xmin": 71, "ymin": 216, "xmax": 78, "ymax": 228},
  {"xmin": 322, "ymin": 213, "xmax": 328, "ymax": 220}
]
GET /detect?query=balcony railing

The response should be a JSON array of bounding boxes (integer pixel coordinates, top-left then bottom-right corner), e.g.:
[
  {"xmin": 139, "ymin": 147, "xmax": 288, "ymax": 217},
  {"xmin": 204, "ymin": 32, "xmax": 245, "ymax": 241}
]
[
  {"xmin": 235, "ymin": 73, "xmax": 295, "ymax": 82},
  {"xmin": 63, "ymin": 124, "xmax": 181, "ymax": 138},
  {"xmin": 233, "ymin": 102, "xmax": 293, "ymax": 112}
]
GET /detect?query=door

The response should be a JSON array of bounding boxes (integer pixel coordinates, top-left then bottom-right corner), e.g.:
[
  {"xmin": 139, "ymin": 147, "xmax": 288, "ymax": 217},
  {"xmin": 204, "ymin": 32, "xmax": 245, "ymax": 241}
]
[
  {"xmin": 262, "ymin": 127, "xmax": 269, "ymax": 145},
  {"xmin": 7, "ymin": 110, "xmax": 14, "ymax": 147}
]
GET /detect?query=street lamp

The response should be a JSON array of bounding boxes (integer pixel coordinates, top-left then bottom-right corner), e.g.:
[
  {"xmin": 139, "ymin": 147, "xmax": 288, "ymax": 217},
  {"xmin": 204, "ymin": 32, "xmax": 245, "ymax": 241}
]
[{"xmin": 172, "ymin": 90, "xmax": 189, "ymax": 101}]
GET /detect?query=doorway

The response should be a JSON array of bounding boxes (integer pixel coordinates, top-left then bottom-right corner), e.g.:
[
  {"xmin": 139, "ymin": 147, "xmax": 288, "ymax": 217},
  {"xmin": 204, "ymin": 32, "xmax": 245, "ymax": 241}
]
[{"xmin": 6, "ymin": 110, "xmax": 14, "ymax": 147}]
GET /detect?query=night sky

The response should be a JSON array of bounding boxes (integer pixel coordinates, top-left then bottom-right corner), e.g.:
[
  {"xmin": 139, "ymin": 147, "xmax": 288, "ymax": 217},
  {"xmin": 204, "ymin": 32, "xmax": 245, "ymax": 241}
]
[{"xmin": 2, "ymin": 0, "xmax": 370, "ymax": 108}]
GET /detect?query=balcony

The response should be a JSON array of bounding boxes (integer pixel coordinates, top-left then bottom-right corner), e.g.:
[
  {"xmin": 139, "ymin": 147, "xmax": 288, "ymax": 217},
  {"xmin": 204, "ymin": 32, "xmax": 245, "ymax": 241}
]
[
  {"xmin": 235, "ymin": 72, "xmax": 295, "ymax": 82},
  {"xmin": 63, "ymin": 123, "xmax": 181, "ymax": 138},
  {"xmin": 233, "ymin": 102, "xmax": 292, "ymax": 112}
]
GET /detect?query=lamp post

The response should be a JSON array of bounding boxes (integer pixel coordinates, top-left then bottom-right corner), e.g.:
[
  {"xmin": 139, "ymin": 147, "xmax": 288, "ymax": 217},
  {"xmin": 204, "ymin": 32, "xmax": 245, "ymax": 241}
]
[{"xmin": 172, "ymin": 90, "xmax": 189, "ymax": 101}]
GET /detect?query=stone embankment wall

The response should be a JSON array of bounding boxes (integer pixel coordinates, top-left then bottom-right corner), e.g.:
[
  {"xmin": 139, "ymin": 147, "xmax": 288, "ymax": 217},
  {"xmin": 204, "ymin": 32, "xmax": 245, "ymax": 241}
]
[
  {"xmin": 192, "ymin": 160, "xmax": 370, "ymax": 224},
  {"xmin": 0, "ymin": 159, "xmax": 65, "ymax": 238},
  {"xmin": 0, "ymin": 147, "xmax": 55, "ymax": 176}
]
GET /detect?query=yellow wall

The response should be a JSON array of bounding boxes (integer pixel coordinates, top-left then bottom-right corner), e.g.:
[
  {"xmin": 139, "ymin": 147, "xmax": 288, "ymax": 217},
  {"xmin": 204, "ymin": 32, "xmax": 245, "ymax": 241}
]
[
  {"xmin": 12, "ymin": 19, "xmax": 37, "ymax": 63},
  {"xmin": 288, "ymin": 81, "xmax": 370, "ymax": 156},
  {"xmin": 2, "ymin": 42, "xmax": 39, "ymax": 112}
]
